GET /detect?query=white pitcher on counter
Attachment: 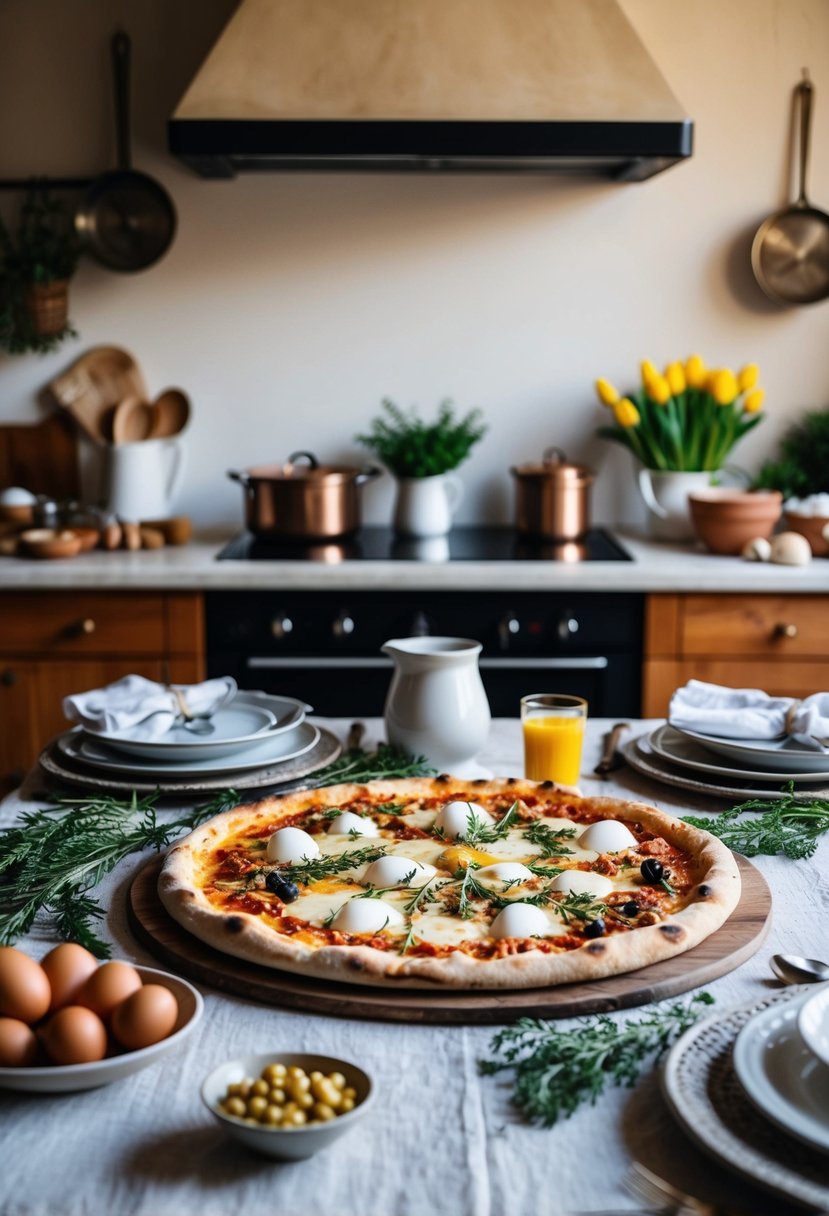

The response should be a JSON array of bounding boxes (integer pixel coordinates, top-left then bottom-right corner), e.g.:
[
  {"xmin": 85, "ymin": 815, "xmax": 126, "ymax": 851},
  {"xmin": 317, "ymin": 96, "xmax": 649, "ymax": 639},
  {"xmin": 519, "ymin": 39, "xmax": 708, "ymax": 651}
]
[
  {"xmin": 104, "ymin": 436, "xmax": 186, "ymax": 521},
  {"xmin": 393, "ymin": 473, "xmax": 463, "ymax": 538},
  {"xmin": 382, "ymin": 636, "xmax": 491, "ymax": 775}
]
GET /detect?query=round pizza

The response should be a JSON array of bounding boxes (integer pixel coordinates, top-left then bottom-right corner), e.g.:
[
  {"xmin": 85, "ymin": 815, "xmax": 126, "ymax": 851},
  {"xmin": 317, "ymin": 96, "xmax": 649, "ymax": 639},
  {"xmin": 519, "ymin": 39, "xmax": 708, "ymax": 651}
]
[{"xmin": 158, "ymin": 776, "xmax": 741, "ymax": 990}]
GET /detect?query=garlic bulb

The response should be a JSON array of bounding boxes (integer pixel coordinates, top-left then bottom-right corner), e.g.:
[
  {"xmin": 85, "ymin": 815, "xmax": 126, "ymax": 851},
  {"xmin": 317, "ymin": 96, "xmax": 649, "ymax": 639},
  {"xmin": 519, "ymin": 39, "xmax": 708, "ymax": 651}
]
[
  {"xmin": 741, "ymin": 537, "xmax": 772, "ymax": 561},
  {"xmin": 770, "ymin": 532, "xmax": 812, "ymax": 566}
]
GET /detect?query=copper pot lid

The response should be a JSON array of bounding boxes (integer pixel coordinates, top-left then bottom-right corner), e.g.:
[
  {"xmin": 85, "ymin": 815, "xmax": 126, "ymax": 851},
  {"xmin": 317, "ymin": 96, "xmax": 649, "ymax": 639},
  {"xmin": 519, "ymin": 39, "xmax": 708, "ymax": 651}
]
[
  {"xmin": 244, "ymin": 452, "xmax": 368, "ymax": 485},
  {"xmin": 510, "ymin": 447, "xmax": 593, "ymax": 483}
]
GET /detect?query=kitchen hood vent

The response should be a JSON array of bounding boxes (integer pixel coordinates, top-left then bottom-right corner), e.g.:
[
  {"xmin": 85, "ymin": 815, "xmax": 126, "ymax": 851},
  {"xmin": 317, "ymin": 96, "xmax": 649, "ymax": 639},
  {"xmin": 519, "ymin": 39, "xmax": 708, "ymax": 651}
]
[{"xmin": 169, "ymin": 0, "xmax": 692, "ymax": 182}]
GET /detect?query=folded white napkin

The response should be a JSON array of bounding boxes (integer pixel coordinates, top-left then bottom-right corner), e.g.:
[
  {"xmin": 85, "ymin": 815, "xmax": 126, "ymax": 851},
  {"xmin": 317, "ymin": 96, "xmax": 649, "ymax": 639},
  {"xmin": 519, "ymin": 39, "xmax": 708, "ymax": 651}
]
[
  {"xmin": 669, "ymin": 679, "xmax": 829, "ymax": 751},
  {"xmin": 63, "ymin": 674, "xmax": 238, "ymax": 740}
]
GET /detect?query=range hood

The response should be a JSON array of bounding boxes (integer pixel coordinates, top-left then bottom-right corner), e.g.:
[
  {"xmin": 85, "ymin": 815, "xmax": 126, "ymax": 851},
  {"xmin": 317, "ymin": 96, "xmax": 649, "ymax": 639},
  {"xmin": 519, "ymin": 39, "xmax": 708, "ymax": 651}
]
[{"xmin": 169, "ymin": 0, "xmax": 692, "ymax": 182}]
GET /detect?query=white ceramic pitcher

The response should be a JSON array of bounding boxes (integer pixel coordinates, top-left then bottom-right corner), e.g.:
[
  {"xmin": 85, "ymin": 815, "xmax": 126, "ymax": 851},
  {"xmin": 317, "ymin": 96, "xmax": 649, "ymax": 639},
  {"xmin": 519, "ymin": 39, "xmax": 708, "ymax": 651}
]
[
  {"xmin": 393, "ymin": 474, "xmax": 463, "ymax": 538},
  {"xmin": 105, "ymin": 437, "xmax": 185, "ymax": 521},
  {"xmin": 382, "ymin": 636, "xmax": 491, "ymax": 773},
  {"xmin": 637, "ymin": 469, "xmax": 713, "ymax": 541}
]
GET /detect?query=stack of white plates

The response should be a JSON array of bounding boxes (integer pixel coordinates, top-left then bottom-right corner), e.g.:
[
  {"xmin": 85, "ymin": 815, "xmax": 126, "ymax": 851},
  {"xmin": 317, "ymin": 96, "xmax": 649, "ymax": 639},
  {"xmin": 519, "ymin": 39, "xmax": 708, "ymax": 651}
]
[
  {"xmin": 623, "ymin": 722, "xmax": 829, "ymax": 799},
  {"xmin": 40, "ymin": 690, "xmax": 342, "ymax": 795},
  {"xmin": 733, "ymin": 984, "xmax": 829, "ymax": 1156}
]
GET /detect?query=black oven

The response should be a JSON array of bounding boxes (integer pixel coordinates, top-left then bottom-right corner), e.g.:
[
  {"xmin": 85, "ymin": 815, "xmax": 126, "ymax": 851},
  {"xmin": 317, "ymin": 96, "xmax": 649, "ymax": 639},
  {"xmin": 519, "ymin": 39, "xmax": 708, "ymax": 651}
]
[{"xmin": 205, "ymin": 588, "xmax": 642, "ymax": 718}]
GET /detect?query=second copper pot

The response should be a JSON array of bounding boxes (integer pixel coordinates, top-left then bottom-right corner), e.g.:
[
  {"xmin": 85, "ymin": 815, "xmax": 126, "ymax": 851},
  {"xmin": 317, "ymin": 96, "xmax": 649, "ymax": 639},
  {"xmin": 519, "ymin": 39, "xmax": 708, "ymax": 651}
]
[
  {"xmin": 511, "ymin": 447, "xmax": 593, "ymax": 541},
  {"xmin": 228, "ymin": 451, "xmax": 381, "ymax": 540}
]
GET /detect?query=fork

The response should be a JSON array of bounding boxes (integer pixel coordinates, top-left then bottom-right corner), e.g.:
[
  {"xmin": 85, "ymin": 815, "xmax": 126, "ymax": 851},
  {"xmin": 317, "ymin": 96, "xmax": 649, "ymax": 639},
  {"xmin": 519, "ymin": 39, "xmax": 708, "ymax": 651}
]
[{"xmin": 625, "ymin": 1162, "xmax": 718, "ymax": 1216}]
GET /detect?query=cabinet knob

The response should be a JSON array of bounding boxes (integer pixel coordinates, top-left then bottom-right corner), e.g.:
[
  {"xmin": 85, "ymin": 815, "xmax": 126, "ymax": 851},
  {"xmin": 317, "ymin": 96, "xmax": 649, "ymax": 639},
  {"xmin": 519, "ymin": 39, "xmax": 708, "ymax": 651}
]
[
  {"xmin": 774, "ymin": 622, "xmax": 798, "ymax": 639},
  {"xmin": 66, "ymin": 618, "xmax": 96, "ymax": 638},
  {"xmin": 270, "ymin": 613, "xmax": 293, "ymax": 639},
  {"xmin": 1, "ymin": 668, "xmax": 16, "ymax": 687}
]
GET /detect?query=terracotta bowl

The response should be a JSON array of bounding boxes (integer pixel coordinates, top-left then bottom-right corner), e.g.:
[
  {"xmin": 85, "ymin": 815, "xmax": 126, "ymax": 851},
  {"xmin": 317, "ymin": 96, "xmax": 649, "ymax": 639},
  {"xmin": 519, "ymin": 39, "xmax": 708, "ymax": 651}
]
[
  {"xmin": 20, "ymin": 529, "xmax": 83, "ymax": 560},
  {"xmin": 688, "ymin": 489, "xmax": 782, "ymax": 555},
  {"xmin": 784, "ymin": 512, "xmax": 829, "ymax": 557}
]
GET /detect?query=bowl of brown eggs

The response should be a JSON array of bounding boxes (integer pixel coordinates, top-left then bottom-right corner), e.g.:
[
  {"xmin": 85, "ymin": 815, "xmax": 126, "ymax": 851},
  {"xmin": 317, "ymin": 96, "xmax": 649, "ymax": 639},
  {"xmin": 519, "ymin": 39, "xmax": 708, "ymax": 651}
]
[
  {"xmin": 0, "ymin": 943, "xmax": 203, "ymax": 1093},
  {"xmin": 202, "ymin": 1052, "xmax": 375, "ymax": 1160}
]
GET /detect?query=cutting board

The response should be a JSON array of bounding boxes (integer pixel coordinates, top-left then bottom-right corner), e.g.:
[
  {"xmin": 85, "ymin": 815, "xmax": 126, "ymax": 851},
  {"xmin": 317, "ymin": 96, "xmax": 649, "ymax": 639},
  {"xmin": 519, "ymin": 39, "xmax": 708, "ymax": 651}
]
[
  {"xmin": 0, "ymin": 413, "xmax": 80, "ymax": 499},
  {"xmin": 128, "ymin": 854, "xmax": 771, "ymax": 1025}
]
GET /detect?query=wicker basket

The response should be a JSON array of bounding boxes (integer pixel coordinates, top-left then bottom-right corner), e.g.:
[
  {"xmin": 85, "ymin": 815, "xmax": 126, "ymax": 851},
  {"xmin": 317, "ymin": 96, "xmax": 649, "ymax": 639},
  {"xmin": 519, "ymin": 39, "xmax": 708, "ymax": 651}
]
[{"xmin": 23, "ymin": 280, "xmax": 70, "ymax": 336}]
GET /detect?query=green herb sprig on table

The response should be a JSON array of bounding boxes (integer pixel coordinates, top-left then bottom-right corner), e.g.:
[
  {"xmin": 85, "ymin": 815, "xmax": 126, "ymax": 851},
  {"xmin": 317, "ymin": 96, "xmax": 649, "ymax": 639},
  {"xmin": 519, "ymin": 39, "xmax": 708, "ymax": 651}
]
[
  {"xmin": 479, "ymin": 993, "xmax": 714, "ymax": 1126},
  {"xmin": 0, "ymin": 789, "xmax": 238, "ymax": 957},
  {"xmin": 683, "ymin": 782, "xmax": 829, "ymax": 859},
  {"xmin": 304, "ymin": 743, "xmax": 434, "ymax": 786}
]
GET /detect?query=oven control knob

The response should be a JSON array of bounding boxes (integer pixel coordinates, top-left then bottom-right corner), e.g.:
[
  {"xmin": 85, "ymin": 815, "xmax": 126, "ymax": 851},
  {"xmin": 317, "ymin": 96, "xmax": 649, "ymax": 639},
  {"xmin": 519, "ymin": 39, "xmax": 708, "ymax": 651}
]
[
  {"xmin": 333, "ymin": 612, "xmax": 355, "ymax": 638},
  {"xmin": 411, "ymin": 611, "xmax": 430, "ymax": 637},
  {"xmin": 498, "ymin": 612, "xmax": 520, "ymax": 649},
  {"xmin": 557, "ymin": 615, "xmax": 579, "ymax": 641},
  {"xmin": 270, "ymin": 613, "xmax": 293, "ymax": 639}
]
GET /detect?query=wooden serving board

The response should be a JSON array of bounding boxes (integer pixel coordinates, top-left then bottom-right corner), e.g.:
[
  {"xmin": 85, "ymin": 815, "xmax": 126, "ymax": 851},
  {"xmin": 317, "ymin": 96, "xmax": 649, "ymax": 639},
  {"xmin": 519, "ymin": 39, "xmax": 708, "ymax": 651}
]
[{"xmin": 128, "ymin": 855, "xmax": 771, "ymax": 1025}]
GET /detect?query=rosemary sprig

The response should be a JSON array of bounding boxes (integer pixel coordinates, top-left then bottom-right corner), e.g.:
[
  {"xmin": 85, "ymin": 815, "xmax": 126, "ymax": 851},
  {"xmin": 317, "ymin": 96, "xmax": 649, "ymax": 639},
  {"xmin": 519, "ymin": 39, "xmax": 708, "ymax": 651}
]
[
  {"xmin": 683, "ymin": 782, "xmax": 829, "ymax": 859},
  {"xmin": 523, "ymin": 821, "xmax": 577, "ymax": 857},
  {"xmin": 300, "ymin": 744, "xmax": 434, "ymax": 787},
  {"xmin": 479, "ymin": 992, "xmax": 715, "ymax": 1126},
  {"xmin": 0, "ymin": 788, "xmax": 238, "ymax": 957},
  {"xmin": 277, "ymin": 844, "xmax": 387, "ymax": 885},
  {"xmin": 552, "ymin": 892, "xmax": 608, "ymax": 925},
  {"xmin": 459, "ymin": 801, "xmax": 520, "ymax": 845}
]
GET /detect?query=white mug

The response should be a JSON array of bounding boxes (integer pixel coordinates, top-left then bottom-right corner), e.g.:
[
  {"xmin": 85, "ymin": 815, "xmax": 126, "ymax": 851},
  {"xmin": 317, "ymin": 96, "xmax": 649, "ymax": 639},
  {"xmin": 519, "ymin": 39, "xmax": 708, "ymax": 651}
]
[{"xmin": 104, "ymin": 437, "xmax": 185, "ymax": 521}]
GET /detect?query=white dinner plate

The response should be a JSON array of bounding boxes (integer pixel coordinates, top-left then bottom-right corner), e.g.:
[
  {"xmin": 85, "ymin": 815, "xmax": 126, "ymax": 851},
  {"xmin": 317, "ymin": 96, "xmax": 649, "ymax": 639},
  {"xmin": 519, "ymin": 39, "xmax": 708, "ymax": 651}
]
[
  {"xmin": 732, "ymin": 987, "xmax": 829, "ymax": 1154},
  {"xmin": 622, "ymin": 735, "xmax": 818, "ymax": 802},
  {"xmin": 58, "ymin": 721, "xmax": 320, "ymax": 777},
  {"xmin": 92, "ymin": 692, "xmax": 310, "ymax": 762},
  {"xmin": 0, "ymin": 967, "xmax": 202, "ymax": 1093},
  {"xmin": 798, "ymin": 983, "xmax": 829, "ymax": 1070},
  {"xmin": 669, "ymin": 723, "xmax": 829, "ymax": 773},
  {"xmin": 650, "ymin": 724, "xmax": 829, "ymax": 784}
]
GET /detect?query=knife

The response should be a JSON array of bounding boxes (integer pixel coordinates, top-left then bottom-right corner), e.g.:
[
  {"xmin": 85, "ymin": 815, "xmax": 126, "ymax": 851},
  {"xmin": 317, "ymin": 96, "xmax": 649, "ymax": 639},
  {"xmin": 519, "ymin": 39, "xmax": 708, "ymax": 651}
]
[{"xmin": 593, "ymin": 722, "xmax": 630, "ymax": 777}]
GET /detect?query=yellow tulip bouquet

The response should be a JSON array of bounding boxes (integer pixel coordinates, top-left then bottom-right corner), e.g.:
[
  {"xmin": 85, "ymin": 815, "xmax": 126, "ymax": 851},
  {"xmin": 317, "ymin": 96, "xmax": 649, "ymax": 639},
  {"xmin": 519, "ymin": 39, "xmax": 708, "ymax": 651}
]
[{"xmin": 595, "ymin": 355, "xmax": 765, "ymax": 471}]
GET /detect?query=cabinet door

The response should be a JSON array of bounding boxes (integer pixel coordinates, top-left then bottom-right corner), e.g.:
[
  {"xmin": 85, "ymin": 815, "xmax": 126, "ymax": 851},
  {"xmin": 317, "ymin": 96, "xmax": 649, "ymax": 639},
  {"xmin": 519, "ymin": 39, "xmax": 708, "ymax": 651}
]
[{"xmin": 0, "ymin": 661, "xmax": 37, "ymax": 792}]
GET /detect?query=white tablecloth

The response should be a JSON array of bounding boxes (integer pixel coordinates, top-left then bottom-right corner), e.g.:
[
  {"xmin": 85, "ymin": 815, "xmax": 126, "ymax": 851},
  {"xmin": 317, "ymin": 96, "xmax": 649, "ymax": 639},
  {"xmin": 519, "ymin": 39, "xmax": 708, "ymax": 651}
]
[{"xmin": 0, "ymin": 719, "xmax": 825, "ymax": 1216}]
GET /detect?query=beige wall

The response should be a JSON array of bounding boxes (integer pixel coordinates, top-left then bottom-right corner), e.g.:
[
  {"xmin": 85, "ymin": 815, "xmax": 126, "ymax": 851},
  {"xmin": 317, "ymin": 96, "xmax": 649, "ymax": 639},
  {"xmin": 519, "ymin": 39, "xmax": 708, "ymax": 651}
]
[{"xmin": 1, "ymin": 0, "xmax": 828, "ymax": 530}]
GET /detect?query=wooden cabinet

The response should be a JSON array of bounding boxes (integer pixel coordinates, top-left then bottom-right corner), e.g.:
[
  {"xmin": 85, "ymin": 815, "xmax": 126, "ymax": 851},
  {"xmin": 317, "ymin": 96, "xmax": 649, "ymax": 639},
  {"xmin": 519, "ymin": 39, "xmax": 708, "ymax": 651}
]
[
  {"xmin": 643, "ymin": 593, "xmax": 829, "ymax": 716},
  {"xmin": 0, "ymin": 592, "xmax": 204, "ymax": 791}
]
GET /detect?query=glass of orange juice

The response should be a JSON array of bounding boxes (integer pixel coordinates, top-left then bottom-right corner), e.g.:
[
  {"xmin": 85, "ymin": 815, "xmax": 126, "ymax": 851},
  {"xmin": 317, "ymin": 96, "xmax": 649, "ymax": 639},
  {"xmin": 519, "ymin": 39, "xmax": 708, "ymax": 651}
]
[{"xmin": 521, "ymin": 694, "xmax": 587, "ymax": 785}]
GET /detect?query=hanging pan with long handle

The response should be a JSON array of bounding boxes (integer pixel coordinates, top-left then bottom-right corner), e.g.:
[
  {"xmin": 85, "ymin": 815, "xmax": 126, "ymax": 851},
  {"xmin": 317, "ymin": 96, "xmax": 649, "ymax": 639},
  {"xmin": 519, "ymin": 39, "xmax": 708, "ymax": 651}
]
[
  {"xmin": 751, "ymin": 72, "xmax": 829, "ymax": 306},
  {"xmin": 75, "ymin": 31, "xmax": 176, "ymax": 273}
]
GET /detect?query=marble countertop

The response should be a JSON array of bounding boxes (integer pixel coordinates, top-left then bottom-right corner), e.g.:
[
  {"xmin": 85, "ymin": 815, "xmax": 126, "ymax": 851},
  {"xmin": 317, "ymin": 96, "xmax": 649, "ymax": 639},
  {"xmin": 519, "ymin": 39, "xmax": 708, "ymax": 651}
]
[
  {"xmin": 0, "ymin": 718, "xmax": 824, "ymax": 1216},
  {"xmin": 0, "ymin": 529, "xmax": 828, "ymax": 592}
]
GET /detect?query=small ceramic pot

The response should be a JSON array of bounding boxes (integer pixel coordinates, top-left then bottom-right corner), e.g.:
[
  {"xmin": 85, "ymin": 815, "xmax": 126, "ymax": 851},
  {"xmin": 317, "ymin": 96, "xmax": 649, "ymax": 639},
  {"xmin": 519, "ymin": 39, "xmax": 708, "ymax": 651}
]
[
  {"xmin": 688, "ymin": 489, "xmax": 782, "ymax": 555},
  {"xmin": 784, "ymin": 512, "xmax": 829, "ymax": 557}
]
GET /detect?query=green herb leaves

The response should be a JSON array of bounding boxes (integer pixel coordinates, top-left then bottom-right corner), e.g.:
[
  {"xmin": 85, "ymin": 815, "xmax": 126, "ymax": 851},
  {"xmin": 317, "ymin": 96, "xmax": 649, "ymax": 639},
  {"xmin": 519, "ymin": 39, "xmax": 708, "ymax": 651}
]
[
  {"xmin": 683, "ymin": 783, "xmax": 829, "ymax": 859},
  {"xmin": 458, "ymin": 801, "xmax": 519, "ymax": 846},
  {"xmin": 355, "ymin": 398, "xmax": 486, "ymax": 478},
  {"xmin": 522, "ymin": 821, "xmax": 577, "ymax": 857},
  {"xmin": 479, "ymin": 993, "xmax": 714, "ymax": 1126},
  {"xmin": 278, "ymin": 845, "xmax": 387, "ymax": 885}
]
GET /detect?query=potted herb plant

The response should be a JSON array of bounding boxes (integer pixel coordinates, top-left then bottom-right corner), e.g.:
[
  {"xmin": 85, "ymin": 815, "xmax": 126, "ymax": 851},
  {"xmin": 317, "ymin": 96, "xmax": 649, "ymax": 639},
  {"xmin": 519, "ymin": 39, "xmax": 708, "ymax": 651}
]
[
  {"xmin": 356, "ymin": 398, "xmax": 486, "ymax": 537},
  {"xmin": 0, "ymin": 186, "xmax": 79, "ymax": 355},
  {"xmin": 595, "ymin": 354, "xmax": 765, "ymax": 540}
]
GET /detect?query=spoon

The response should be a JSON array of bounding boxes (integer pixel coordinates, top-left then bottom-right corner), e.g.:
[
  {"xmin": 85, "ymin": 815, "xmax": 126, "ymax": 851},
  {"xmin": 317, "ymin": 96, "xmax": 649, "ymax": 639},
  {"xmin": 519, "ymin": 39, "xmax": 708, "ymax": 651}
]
[
  {"xmin": 149, "ymin": 388, "xmax": 190, "ymax": 439},
  {"xmin": 170, "ymin": 686, "xmax": 215, "ymax": 735},
  {"xmin": 112, "ymin": 396, "xmax": 155, "ymax": 444},
  {"xmin": 770, "ymin": 953, "xmax": 829, "ymax": 985}
]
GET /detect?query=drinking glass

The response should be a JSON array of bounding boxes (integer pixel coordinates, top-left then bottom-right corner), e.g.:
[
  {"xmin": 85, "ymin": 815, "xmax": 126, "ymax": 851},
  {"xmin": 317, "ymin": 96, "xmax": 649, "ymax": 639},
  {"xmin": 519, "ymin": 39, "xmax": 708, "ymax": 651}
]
[{"xmin": 521, "ymin": 693, "xmax": 588, "ymax": 784}]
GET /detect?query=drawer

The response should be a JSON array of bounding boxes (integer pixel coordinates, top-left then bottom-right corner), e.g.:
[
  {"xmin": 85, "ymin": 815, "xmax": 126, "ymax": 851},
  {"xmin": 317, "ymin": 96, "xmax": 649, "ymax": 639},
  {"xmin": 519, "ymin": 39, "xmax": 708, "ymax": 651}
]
[
  {"xmin": 679, "ymin": 595, "xmax": 829, "ymax": 658},
  {"xmin": 0, "ymin": 592, "xmax": 169, "ymax": 655}
]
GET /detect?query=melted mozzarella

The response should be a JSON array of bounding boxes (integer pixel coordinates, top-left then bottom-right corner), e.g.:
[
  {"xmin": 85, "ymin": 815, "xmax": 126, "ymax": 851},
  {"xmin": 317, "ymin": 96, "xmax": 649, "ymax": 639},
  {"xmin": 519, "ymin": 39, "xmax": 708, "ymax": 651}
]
[
  {"xmin": 490, "ymin": 903, "xmax": 552, "ymax": 939},
  {"xmin": 549, "ymin": 870, "xmax": 614, "ymax": 898},
  {"xmin": 331, "ymin": 899, "xmax": 404, "ymax": 934},
  {"xmin": 434, "ymin": 801, "xmax": 494, "ymax": 840},
  {"xmin": 578, "ymin": 820, "xmax": 638, "ymax": 854},
  {"xmin": 475, "ymin": 862, "xmax": 535, "ymax": 888},
  {"xmin": 362, "ymin": 855, "xmax": 436, "ymax": 888},
  {"xmin": 266, "ymin": 827, "xmax": 320, "ymax": 863},
  {"xmin": 326, "ymin": 810, "xmax": 379, "ymax": 837}
]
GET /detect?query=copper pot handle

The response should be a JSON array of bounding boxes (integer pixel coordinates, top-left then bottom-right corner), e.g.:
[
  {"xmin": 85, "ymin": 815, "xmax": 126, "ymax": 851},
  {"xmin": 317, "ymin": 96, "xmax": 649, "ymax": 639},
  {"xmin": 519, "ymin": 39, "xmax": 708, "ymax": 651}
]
[
  {"xmin": 227, "ymin": 469, "xmax": 252, "ymax": 490},
  {"xmin": 355, "ymin": 466, "xmax": 383, "ymax": 486}
]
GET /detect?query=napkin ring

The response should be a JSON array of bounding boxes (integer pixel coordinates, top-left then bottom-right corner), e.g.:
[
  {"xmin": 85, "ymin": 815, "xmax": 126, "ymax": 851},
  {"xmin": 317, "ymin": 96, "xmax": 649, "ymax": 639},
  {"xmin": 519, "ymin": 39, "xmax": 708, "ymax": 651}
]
[{"xmin": 784, "ymin": 701, "xmax": 803, "ymax": 735}]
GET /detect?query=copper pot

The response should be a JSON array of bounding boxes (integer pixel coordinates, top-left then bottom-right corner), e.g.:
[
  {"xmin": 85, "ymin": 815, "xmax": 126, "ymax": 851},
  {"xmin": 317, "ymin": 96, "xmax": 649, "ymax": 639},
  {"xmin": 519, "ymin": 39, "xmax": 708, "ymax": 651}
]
[
  {"xmin": 228, "ymin": 451, "xmax": 382, "ymax": 540},
  {"xmin": 511, "ymin": 447, "xmax": 593, "ymax": 540}
]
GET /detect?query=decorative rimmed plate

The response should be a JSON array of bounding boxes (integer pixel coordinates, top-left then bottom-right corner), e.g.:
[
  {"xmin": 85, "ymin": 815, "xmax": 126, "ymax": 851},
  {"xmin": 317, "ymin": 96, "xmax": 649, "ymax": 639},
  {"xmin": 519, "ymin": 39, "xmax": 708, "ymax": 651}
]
[
  {"xmin": 0, "ymin": 966, "xmax": 202, "ymax": 1094},
  {"xmin": 732, "ymin": 987, "xmax": 829, "ymax": 1154},
  {"xmin": 38, "ymin": 727, "xmax": 343, "ymax": 796},
  {"xmin": 621, "ymin": 735, "xmax": 816, "ymax": 802},
  {"xmin": 669, "ymin": 723, "xmax": 829, "ymax": 774},
  {"xmin": 61, "ymin": 721, "xmax": 320, "ymax": 777},
  {"xmin": 662, "ymin": 986, "xmax": 829, "ymax": 1210},
  {"xmin": 92, "ymin": 692, "xmax": 310, "ymax": 762},
  {"xmin": 650, "ymin": 724, "xmax": 829, "ymax": 784},
  {"xmin": 798, "ymin": 984, "xmax": 829, "ymax": 1070}
]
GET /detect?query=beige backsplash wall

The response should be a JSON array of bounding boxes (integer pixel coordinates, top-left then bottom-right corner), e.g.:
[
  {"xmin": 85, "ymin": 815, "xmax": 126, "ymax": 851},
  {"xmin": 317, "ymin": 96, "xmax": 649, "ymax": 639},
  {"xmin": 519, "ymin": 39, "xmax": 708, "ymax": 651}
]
[{"xmin": 1, "ymin": 0, "xmax": 828, "ymax": 530}]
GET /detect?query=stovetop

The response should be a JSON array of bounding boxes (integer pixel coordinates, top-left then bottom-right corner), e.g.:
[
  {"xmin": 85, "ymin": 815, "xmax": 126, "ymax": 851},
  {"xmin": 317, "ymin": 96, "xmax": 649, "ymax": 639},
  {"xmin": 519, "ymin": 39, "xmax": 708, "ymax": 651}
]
[{"xmin": 216, "ymin": 526, "xmax": 632, "ymax": 563}]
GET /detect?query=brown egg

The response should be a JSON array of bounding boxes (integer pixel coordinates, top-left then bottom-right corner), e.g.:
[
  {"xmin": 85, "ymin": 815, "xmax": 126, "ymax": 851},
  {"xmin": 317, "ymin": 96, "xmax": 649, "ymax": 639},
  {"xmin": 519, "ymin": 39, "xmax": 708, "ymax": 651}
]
[
  {"xmin": 0, "ymin": 946, "xmax": 51, "ymax": 1024},
  {"xmin": 40, "ymin": 943, "xmax": 99, "ymax": 1013},
  {"xmin": 0, "ymin": 1016, "xmax": 38, "ymax": 1067},
  {"xmin": 77, "ymin": 961, "xmax": 142, "ymax": 1020},
  {"xmin": 110, "ymin": 984, "xmax": 179, "ymax": 1051},
  {"xmin": 41, "ymin": 1006, "xmax": 108, "ymax": 1065}
]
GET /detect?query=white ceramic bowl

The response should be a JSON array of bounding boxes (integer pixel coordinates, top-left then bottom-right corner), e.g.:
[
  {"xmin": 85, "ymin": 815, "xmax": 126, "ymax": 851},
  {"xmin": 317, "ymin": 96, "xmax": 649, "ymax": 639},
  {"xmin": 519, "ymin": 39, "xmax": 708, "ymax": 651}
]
[
  {"xmin": 0, "ymin": 964, "xmax": 203, "ymax": 1093},
  {"xmin": 797, "ymin": 982, "xmax": 829, "ymax": 1069},
  {"xmin": 201, "ymin": 1051, "xmax": 375, "ymax": 1160}
]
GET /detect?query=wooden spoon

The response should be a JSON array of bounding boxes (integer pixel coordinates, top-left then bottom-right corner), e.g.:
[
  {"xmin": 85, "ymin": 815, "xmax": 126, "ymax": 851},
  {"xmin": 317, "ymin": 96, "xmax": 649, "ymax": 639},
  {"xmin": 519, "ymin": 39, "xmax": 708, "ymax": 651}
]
[
  {"xmin": 112, "ymin": 396, "xmax": 154, "ymax": 444},
  {"xmin": 149, "ymin": 389, "xmax": 190, "ymax": 439}
]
